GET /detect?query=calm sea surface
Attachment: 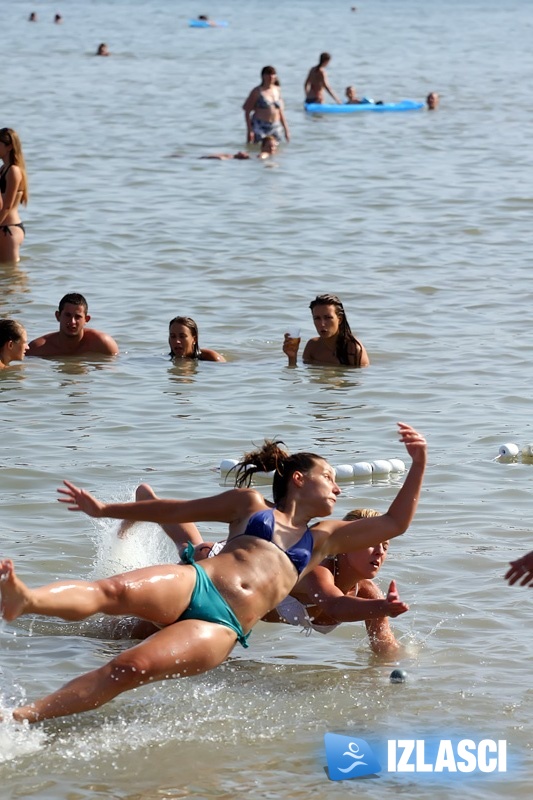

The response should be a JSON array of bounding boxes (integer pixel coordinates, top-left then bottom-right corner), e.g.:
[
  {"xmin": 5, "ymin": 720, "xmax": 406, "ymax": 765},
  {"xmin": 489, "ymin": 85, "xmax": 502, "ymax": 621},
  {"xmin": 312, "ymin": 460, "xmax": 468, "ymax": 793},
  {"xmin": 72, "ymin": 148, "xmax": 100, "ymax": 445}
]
[{"xmin": 1, "ymin": 0, "xmax": 532, "ymax": 797}]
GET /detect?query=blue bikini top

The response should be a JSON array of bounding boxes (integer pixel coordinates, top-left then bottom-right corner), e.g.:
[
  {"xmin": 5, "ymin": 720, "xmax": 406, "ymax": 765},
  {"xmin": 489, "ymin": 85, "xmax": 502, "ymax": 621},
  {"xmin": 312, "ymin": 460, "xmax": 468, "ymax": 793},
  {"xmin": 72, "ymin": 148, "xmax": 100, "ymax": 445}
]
[{"xmin": 235, "ymin": 508, "xmax": 314, "ymax": 575}]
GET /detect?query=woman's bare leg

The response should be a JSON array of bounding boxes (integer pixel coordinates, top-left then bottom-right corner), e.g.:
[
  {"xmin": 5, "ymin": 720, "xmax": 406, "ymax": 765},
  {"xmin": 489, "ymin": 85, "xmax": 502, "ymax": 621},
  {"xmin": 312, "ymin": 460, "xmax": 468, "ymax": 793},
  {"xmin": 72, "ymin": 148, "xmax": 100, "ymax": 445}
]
[
  {"xmin": 0, "ymin": 558, "xmax": 195, "ymax": 626},
  {"xmin": 0, "ymin": 228, "xmax": 24, "ymax": 264},
  {"xmin": 117, "ymin": 483, "xmax": 203, "ymax": 548},
  {"xmin": 12, "ymin": 619, "xmax": 237, "ymax": 723}
]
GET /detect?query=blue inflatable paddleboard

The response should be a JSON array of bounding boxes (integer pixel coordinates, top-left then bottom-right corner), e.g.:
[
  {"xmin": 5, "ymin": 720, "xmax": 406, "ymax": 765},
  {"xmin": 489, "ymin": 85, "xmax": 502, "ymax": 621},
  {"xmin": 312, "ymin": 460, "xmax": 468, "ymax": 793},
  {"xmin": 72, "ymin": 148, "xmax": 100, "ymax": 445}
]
[
  {"xmin": 305, "ymin": 99, "xmax": 424, "ymax": 114},
  {"xmin": 188, "ymin": 19, "xmax": 228, "ymax": 28}
]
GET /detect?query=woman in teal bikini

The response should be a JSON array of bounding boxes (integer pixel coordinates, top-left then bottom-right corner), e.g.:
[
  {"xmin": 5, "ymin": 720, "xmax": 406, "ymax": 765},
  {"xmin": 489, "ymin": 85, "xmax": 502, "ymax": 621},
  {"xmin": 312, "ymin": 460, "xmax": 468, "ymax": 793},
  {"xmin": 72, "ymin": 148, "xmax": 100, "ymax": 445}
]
[
  {"xmin": 0, "ymin": 423, "xmax": 426, "ymax": 724},
  {"xmin": 0, "ymin": 128, "xmax": 28, "ymax": 264}
]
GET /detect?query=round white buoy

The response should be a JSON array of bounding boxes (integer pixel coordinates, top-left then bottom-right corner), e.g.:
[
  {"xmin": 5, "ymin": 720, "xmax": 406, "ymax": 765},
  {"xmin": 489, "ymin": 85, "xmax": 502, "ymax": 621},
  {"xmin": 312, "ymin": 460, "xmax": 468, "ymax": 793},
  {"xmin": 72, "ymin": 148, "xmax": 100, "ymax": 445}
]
[
  {"xmin": 521, "ymin": 444, "xmax": 533, "ymax": 458},
  {"xmin": 387, "ymin": 458, "xmax": 406, "ymax": 473},
  {"xmin": 352, "ymin": 461, "xmax": 373, "ymax": 477},
  {"xmin": 371, "ymin": 460, "xmax": 392, "ymax": 475},
  {"xmin": 220, "ymin": 458, "xmax": 239, "ymax": 474},
  {"xmin": 499, "ymin": 443, "xmax": 519, "ymax": 457},
  {"xmin": 335, "ymin": 464, "xmax": 354, "ymax": 480},
  {"xmin": 252, "ymin": 469, "xmax": 275, "ymax": 483}
]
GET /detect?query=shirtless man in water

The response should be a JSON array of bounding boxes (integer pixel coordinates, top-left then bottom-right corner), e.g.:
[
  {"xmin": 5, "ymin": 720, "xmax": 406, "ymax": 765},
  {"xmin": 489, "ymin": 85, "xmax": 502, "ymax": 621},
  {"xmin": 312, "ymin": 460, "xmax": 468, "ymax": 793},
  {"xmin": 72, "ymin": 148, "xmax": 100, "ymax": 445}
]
[
  {"xmin": 304, "ymin": 53, "xmax": 341, "ymax": 105},
  {"xmin": 28, "ymin": 293, "xmax": 119, "ymax": 357}
]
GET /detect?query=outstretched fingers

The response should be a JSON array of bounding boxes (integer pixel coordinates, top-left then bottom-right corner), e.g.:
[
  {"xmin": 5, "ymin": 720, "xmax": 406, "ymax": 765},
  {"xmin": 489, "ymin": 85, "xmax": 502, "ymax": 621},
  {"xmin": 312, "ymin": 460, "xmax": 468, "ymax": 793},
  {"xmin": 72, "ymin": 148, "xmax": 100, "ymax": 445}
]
[
  {"xmin": 57, "ymin": 480, "xmax": 104, "ymax": 517},
  {"xmin": 397, "ymin": 422, "xmax": 427, "ymax": 462}
]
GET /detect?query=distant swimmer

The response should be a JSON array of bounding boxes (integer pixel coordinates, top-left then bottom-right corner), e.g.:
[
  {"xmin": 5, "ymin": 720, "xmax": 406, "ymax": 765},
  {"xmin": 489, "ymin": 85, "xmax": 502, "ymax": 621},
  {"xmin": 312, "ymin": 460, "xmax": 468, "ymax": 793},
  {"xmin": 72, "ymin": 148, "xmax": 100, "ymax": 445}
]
[
  {"xmin": 283, "ymin": 293, "xmax": 369, "ymax": 368},
  {"xmin": 345, "ymin": 85, "xmax": 362, "ymax": 104},
  {"xmin": 200, "ymin": 136, "xmax": 279, "ymax": 160},
  {"xmin": 27, "ymin": 293, "xmax": 119, "ymax": 357},
  {"xmin": 28, "ymin": 12, "xmax": 37, "ymax": 22},
  {"xmin": 426, "ymin": 91, "xmax": 439, "ymax": 110},
  {"xmin": 54, "ymin": 13, "xmax": 63, "ymax": 24},
  {"xmin": 0, "ymin": 320, "xmax": 28, "ymax": 369},
  {"xmin": 197, "ymin": 14, "xmax": 216, "ymax": 26},
  {"xmin": 168, "ymin": 316, "xmax": 225, "ymax": 362},
  {"xmin": 0, "ymin": 128, "xmax": 29, "ymax": 265},
  {"xmin": 305, "ymin": 53, "xmax": 341, "ymax": 105},
  {"xmin": 96, "ymin": 43, "xmax": 110, "ymax": 56},
  {"xmin": 243, "ymin": 66, "xmax": 290, "ymax": 144},
  {"xmin": 345, "ymin": 86, "xmax": 383, "ymax": 105},
  {"xmin": 505, "ymin": 550, "xmax": 533, "ymax": 587}
]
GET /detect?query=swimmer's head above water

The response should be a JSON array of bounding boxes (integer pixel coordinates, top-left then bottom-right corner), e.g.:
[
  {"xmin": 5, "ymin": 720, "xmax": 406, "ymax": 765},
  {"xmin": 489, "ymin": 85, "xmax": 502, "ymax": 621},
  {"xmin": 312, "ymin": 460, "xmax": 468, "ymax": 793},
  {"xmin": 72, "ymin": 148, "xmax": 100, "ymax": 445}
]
[
  {"xmin": 426, "ymin": 91, "xmax": 439, "ymax": 110},
  {"xmin": 168, "ymin": 316, "xmax": 201, "ymax": 359}
]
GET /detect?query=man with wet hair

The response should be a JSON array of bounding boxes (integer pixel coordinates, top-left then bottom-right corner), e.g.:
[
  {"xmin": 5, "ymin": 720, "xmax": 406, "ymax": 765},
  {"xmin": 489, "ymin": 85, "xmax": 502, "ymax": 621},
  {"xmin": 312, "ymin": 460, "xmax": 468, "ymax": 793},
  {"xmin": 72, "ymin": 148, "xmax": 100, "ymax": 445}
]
[{"xmin": 28, "ymin": 292, "xmax": 119, "ymax": 357}]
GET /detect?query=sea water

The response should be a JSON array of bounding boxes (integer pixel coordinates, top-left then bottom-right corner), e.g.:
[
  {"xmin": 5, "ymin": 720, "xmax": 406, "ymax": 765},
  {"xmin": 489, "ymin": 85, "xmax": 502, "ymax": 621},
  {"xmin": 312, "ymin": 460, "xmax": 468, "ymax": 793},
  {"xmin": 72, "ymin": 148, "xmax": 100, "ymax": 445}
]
[{"xmin": 1, "ymin": 0, "xmax": 532, "ymax": 796}]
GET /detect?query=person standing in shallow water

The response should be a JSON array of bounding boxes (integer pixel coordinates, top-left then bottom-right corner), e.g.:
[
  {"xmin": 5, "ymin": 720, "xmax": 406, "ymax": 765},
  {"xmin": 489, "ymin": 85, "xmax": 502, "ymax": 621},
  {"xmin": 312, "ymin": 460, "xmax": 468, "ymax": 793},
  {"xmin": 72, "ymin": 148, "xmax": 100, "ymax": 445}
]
[
  {"xmin": 304, "ymin": 53, "xmax": 341, "ymax": 105},
  {"xmin": 0, "ymin": 423, "xmax": 426, "ymax": 723},
  {"xmin": 242, "ymin": 66, "xmax": 290, "ymax": 144},
  {"xmin": 283, "ymin": 293, "xmax": 369, "ymax": 367},
  {"xmin": 0, "ymin": 128, "xmax": 29, "ymax": 265}
]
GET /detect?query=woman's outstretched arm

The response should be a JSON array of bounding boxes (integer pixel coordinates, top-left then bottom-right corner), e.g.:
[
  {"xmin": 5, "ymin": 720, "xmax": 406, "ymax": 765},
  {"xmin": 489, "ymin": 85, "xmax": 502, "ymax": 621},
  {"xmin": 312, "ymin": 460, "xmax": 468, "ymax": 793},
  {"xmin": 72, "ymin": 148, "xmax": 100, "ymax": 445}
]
[
  {"xmin": 58, "ymin": 481, "xmax": 259, "ymax": 526},
  {"xmin": 317, "ymin": 423, "xmax": 427, "ymax": 555}
]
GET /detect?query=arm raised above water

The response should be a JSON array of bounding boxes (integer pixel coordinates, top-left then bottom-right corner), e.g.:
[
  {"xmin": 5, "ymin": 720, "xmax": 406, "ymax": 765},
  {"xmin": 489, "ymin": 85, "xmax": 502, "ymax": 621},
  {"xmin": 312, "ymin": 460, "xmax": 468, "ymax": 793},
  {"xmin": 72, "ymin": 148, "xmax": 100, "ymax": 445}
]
[
  {"xmin": 58, "ymin": 480, "xmax": 261, "ymax": 526},
  {"xmin": 315, "ymin": 423, "xmax": 427, "ymax": 556}
]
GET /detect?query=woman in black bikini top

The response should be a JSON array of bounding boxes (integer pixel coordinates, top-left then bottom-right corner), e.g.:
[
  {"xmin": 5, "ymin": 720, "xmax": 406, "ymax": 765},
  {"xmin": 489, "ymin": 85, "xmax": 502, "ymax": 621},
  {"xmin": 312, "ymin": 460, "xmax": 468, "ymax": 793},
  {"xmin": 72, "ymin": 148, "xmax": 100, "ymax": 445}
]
[{"xmin": 0, "ymin": 128, "xmax": 28, "ymax": 264}]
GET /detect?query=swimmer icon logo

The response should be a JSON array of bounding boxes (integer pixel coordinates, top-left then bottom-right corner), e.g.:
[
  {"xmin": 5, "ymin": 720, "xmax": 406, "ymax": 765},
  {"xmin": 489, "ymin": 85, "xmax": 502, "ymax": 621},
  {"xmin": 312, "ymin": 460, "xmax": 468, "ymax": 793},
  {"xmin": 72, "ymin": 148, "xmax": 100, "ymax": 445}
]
[{"xmin": 324, "ymin": 733, "xmax": 382, "ymax": 780}]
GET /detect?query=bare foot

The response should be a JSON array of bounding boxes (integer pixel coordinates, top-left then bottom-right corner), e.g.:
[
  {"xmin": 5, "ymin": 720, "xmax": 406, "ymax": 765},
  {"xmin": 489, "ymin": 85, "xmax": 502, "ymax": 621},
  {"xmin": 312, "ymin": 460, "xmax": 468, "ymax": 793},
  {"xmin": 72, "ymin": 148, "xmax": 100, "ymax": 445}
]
[
  {"xmin": 0, "ymin": 559, "xmax": 33, "ymax": 621},
  {"xmin": 117, "ymin": 483, "xmax": 157, "ymax": 538}
]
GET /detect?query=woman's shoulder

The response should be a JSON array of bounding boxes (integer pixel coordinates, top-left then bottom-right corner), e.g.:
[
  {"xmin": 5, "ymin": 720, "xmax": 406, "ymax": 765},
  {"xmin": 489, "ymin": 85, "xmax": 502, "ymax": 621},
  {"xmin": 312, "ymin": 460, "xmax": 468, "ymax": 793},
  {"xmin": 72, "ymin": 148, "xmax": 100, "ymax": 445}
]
[
  {"xmin": 199, "ymin": 348, "xmax": 226, "ymax": 362},
  {"xmin": 302, "ymin": 337, "xmax": 321, "ymax": 360},
  {"xmin": 3, "ymin": 164, "xmax": 22, "ymax": 185}
]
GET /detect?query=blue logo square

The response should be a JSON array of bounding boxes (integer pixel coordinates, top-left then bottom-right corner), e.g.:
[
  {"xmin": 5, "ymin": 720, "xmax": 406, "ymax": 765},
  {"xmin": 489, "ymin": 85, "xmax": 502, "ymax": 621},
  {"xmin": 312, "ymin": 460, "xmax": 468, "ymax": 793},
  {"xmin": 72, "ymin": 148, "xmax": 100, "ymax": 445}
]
[{"xmin": 324, "ymin": 733, "xmax": 382, "ymax": 780}]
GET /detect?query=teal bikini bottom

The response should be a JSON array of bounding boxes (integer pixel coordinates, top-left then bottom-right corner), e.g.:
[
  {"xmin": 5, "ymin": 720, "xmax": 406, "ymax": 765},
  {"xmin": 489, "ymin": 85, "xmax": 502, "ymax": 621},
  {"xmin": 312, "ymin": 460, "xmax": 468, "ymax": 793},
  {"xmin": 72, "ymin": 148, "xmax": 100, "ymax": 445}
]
[{"xmin": 179, "ymin": 542, "xmax": 250, "ymax": 648}]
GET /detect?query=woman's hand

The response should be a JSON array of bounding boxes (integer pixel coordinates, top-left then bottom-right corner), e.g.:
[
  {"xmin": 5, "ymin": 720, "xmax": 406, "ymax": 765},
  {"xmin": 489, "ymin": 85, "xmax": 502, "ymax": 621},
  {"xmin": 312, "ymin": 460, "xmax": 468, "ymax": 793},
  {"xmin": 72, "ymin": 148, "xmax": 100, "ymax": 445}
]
[
  {"xmin": 57, "ymin": 480, "xmax": 105, "ymax": 517},
  {"xmin": 383, "ymin": 579, "xmax": 409, "ymax": 617},
  {"xmin": 397, "ymin": 422, "xmax": 427, "ymax": 463}
]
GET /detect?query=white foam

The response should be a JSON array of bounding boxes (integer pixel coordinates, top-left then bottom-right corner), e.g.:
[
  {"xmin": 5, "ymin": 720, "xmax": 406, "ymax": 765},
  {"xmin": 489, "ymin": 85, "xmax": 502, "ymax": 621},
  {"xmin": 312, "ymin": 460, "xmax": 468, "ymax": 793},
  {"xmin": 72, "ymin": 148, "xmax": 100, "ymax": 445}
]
[{"xmin": 0, "ymin": 697, "xmax": 47, "ymax": 763}]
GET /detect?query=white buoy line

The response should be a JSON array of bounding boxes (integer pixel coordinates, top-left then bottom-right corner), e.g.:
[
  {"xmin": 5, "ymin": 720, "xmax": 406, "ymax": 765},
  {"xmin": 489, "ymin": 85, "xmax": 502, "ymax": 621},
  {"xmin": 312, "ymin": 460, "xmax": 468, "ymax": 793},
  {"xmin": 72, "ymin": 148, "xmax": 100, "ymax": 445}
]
[
  {"xmin": 497, "ymin": 443, "xmax": 533, "ymax": 461},
  {"xmin": 219, "ymin": 457, "xmax": 406, "ymax": 483}
]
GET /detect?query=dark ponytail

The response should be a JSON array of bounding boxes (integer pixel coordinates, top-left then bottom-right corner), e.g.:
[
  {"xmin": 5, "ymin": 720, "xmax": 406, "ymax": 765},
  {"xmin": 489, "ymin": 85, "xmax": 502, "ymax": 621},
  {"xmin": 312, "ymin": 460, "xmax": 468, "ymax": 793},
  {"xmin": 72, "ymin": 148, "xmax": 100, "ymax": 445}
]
[{"xmin": 234, "ymin": 439, "xmax": 323, "ymax": 505}]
